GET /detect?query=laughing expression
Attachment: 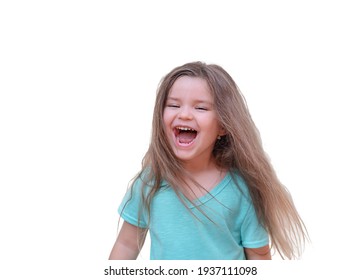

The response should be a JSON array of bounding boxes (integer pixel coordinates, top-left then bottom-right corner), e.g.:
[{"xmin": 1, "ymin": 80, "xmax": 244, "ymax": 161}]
[{"xmin": 163, "ymin": 76, "xmax": 225, "ymax": 166}]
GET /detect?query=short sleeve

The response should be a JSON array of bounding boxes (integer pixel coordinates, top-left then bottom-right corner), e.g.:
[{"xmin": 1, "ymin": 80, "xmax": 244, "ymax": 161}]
[
  {"xmin": 118, "ymin": 178, "xmax": 149, "ymax": 228},
  {"xmin": 240, "ymin": 199, "xmax": 269, "ymax": 248}
]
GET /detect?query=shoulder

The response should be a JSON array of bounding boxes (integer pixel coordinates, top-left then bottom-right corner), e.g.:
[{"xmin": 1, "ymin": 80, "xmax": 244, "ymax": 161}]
[
  {"xmin": 224, "ymin": 171, "xmax": 254, "ymax": 205},
  {"xmin": 228, "ymin": 171, "xmax": 250, "ymax": 193},
  {"xmin": 130, "ymin": 169, "xmax": 168, "ymax": 195}
]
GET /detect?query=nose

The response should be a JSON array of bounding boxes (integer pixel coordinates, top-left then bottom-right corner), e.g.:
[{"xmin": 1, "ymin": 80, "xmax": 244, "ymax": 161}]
[{"xmin": 178, "ymin": 106, "xmax": 193, "ymax": 120}]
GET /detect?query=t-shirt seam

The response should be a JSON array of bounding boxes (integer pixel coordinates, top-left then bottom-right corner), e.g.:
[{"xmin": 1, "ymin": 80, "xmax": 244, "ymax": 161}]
[
  {"xmin": 242, "ymin": 238, "xmax": 269, "ymax": 248},
  {"xmin": 121, "ymin": 211, "xmax": 147, "ymax": 228}
]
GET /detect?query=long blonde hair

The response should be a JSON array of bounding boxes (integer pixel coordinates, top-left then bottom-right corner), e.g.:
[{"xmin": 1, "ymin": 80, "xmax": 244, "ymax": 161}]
[{"xmin": 131, "ymin": 61, "xmax": 308, "ymax": 259}]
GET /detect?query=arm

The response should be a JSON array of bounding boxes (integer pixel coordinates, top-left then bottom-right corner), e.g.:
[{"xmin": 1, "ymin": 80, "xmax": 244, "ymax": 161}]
[
  {"xmin": 109, "ymin": 221, "xmax": 148, "ymax": 260},
  {"xmin": 244, "ymin": 245, "xmax": 272, "ymax": 260}
]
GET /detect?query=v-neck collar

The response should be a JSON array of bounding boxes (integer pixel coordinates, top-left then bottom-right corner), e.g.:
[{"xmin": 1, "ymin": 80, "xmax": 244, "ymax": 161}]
[{"xmin": 186, "ymin": 172, "xmax": 231, "ymax": 208}]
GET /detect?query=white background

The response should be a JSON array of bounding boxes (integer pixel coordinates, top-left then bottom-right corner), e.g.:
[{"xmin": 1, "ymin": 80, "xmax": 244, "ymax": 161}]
[{"xmin": 1, "ymin": 0, "xmax": 360, "ymax": 278}]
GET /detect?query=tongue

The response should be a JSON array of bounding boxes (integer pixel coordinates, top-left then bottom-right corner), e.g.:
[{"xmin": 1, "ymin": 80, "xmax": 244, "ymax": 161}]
[{"xmin": 178, "ymin": 131, "xmax": 197, "ymax": 144}]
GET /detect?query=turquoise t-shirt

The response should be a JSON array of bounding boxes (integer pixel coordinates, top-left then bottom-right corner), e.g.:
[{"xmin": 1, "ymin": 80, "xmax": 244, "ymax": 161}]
[{"xmin": 118, "ymin": 172, "xmax": 269, "ymax": 260}]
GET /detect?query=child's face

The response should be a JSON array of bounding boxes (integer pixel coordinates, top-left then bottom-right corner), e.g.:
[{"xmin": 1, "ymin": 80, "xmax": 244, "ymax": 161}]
[{"xmin": 163, "ymin": 76, "xmax": 224, "ymax": 167}]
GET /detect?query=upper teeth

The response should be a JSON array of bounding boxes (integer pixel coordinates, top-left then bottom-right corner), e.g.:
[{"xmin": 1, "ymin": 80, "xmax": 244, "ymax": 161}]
[{"xmin": 176, "ymin": 126, "xmax": 195, "ymax": 131}]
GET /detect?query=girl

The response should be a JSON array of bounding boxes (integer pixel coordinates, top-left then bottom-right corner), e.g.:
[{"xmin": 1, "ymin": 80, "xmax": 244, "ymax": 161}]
[{"xmin": 109, "ymin": 62, "xmax": 308, "ymax": 260}]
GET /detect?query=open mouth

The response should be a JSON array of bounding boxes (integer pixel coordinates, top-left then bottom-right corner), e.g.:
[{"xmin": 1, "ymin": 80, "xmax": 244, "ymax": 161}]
[{"xmin": 174, "ymin": 126, "xmax": 198, "ymax": 145}]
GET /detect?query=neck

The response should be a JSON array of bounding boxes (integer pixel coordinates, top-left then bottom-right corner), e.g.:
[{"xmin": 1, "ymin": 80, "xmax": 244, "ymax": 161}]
[{"xmin": 181, "ymin": 156, "xmax": 218, "ymax": 175}]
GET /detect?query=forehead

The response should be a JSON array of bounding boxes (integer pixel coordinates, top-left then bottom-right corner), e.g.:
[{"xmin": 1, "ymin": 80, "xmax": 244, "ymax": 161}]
[{"xmin": 168, "ymin": 76, "xmax": 213, "ymax": 101}]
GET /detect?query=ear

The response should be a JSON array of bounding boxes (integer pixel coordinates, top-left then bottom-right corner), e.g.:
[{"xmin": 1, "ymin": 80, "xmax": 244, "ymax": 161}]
[{"xmin": 218, "ymin": 127, "xmax": 227, "ymax": 137}]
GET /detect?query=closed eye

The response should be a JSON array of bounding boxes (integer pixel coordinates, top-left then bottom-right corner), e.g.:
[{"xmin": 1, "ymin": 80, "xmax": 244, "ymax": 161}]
[
  {"xmin": 166, "ymin": 104, "xmax": 180, "ymax": 108},
  {"xmin": 195, "ymin": 107, "xmax": 208, "ymax": 111}
]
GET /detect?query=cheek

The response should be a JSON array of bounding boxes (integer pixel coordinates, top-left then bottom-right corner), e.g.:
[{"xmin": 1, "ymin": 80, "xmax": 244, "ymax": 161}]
[
  {"xmin": 162, "ymin": 110, "xmax": 171, "ymax": 128},
  {"xmin": 202, "ymin": 116, "xmax": 222, "ymax": 136},
  {"xmin": 162, "ymin": 110, "xmax": 175, "ymax": 136}
]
